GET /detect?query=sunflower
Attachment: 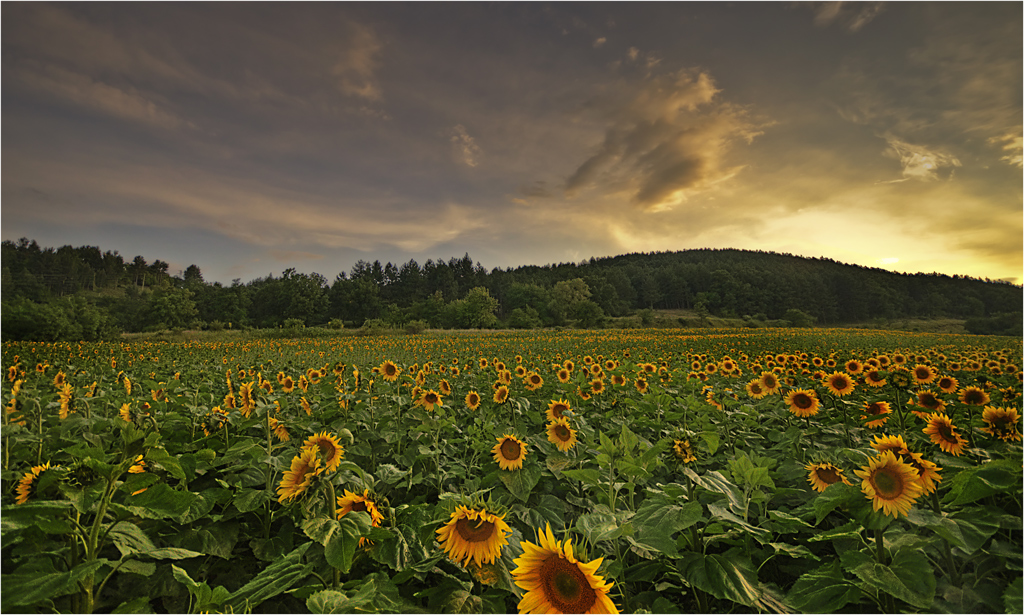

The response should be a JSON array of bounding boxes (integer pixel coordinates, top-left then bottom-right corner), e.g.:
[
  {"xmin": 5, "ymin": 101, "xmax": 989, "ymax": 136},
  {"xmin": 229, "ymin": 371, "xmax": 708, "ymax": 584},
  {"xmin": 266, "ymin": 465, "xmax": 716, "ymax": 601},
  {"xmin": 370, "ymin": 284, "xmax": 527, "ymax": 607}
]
[
  {"xmin": 557, "ymin": 368, "xmax": 571, "ymax": 383},
  {"xmin": 239, "ymin": 382, "xmax": 255, "ymax": 418},
  {"xmin": 805, "ymin": 462, "xmax": 852, "ymax": 492},
  {"xmin": 922, "ymin": 414, "xmax": 968, "ymax": 456},
  {"xmin": 439, "ymin": 379, "xmax": 452, "ymax": 396},
  {"xmin": 672, "ymin": 439, "xmax": 696, "ymax": 463},
  {"xmin": 276, "ymin": 448, "xmax": 321, "ymax": 502},
  {"xmin": 418, "ymin": 389, "xmax": 443, "ymax": 411},
  {"xmin": 936, "ymin": 376, "xmax": 959, "ymax": 394},
  {"xmin": 269, "ymin": 417, "xmax": 291, "ymax": 442},
  {"xmin": 901, "ymin": 451, "xmax": 942, "ymax": 494},
  {"xmin": 493, "ymin": 385, "xmax": 510, "ymax": 404},
  {"xmin": 337, "ymin": 488, "xmax": 385, "ymax": 546},
  {"xmin": 590, "ymin": 379, "xmax": 605, "ymax": 395},
  {"xmin": 547, "ymin": 399, "xmax": 572, "ymax": 422},
  {"xmin": 16, "ymin": 462, "xmax": 58, "ymax": 505},
  {"xmin": 870, "ymin": 433, "xmax": 909, "ymax": 455},
  {"xmin": 302, "ymin": 431, "xmax": 345, "ymax": 474},
  {"xmin": 525, "ymin": 372, "xmax": 545, "ymax": 391},
  {"xmin": 860, "ymin": 401, "xmax": 892, "ymax": 429},
  {"xmin": 634, "ymin": 378, "xmax": 648, "ymax": 394},
  {"xmin": 298, "ymin": 375, "xmax": 310, "ymax": 393},
  {"xmin": 512, "ymin": 523, "xmax": 618, "ymax": 614},
  {"xmin": 824, "ymin": 372, "xmax": 856, "ymax": 397},
  {"xmin": 911, "ymin": 364, "xmax": 937, "ymax": 385},
  {"xmin": 958, "ymin": 386, "xmax": 990, "ymax": 406},
  {"xmin": 611, "ymin": 374, "xmax": 626, "ymax": 387},
  {"xmin": 785, "ymin": 389, "xmax": 820, "ymax": 418},
  {"xmin": 547, "ymin": 418, "xmax": 578, "ymax": 452},
  {"xmin": 888, "ymin": 368, "xmax": 913, "ymax": 389},
  {"xmin": 493, "ymin": 434, "xmax": 529, "ymax": 470},
  {"xmin": 465, "ymin": 391, "xmax": 482, "ymax": 410},
  {"xmin": 58, "ymin": 383, "xmax": 74, "ymax": 419},
  {"xmin": 758, "ymin": 372, "xmax": 781, "ymax": 395},
  {"xmin": 380, "ymin": 360, "xmax": 401, "ymax": 382},
  {"xmin": 853, "ymin": 451, "xmax": 924, "ymax": 518},
  {"xmin": 745, "ymin": 379, "xmax": 767, "ymax": 399},
  {"xmin": 915, "ymin": 390, "xmax": 946, "ymax": 413},
  {"xmin": 844, "ymin": 360, "xmax": 864, "ymax": 375},
  {"xmin": 129, "ymin": 455, "xmax": 147, "ymax": 474},
  {"xmin": 864, "ymin": 370, "xmax": 889, "ymax": 387},
  {"xmin": 300, "ymin": 396, "xmax": 313, "ymax": 415},
  {"xmin": 515, "ymin": 365, "xmax": 528, "ymax": 378},
  {"xmin": 436, "ymin": 505, "xmax": 511, "ymax": 567},
  {"xmin": 981, "ymin": 406, "xmax": 1021, "ymax": 441}
]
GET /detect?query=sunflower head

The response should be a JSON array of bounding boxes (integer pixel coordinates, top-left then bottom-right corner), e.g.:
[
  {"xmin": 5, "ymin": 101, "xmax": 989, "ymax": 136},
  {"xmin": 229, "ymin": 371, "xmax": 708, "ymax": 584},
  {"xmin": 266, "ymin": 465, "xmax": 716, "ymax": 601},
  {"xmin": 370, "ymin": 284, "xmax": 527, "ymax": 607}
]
[
  {"xmin": 436, "ymin": 505, "xmax": 512, "ymax": 568},
  {"xmin": 493, "ymin": 385, "xmax": 510, "ymax": 404},
  {"xmin": 547, "ymin": 418, "xmax": 578, "ymax": 453},
  {"xmin": 912, "ymin": 364, "xmax": 937, "ymax": 385},
  {"xmin": 805, "ymin": 462, "xmax": 852, "ymax": 492},
  {"xmin": 860, "ymin": 401, "xmax": 891, "ymax": 429},
  {"xmin": 15, "ymin": 462, "xmax": 60, "ymax": 505},
  {"xmin": 825, "ymin": 372, "xmax": 855, "ymax": 397},
  {"xmin": 465, "ymin": 390, "xmax": 482, "ymax": 410},
  {"xmin": 380, "ymin": 360, "xmax": 401, "ymax": 382},
  {"xmin": 276, "ymin": 448, "xmax": 321, "ymax": 503},
  {"xmin": 672, "ymin": 439, "xmax": 696, "ymax": 463},
  {"xmin": 981, "ymin": 406, "xmax": 1021, "ymax": 442},
  {"xmin": 493, "ymin": 434, "xmax": 529, "ymax": 471},
  {"xmin": 302, "ymin": 431, "xmax": 345, "ymax": 473},
  {"xmin": 853, "ymin": 451, "xmax": 924, "ymax": 518},
  {"xmin": 922, "ymin": 414, "xmax": 968, "ymax": 456},
  {"xmin": 785, "ymin": 389, "xmax": 820, "ymax": 418},
  {"xmin": 337, "ymin": 488, "xmax": 385, "ymax": 546},
  {"xmin": 959, "ymin": 386, "xmax": 990, "ymax": 406},
  {"xmin": 512, "ymin": 523, "xmax": 618, "ymax": 614}
]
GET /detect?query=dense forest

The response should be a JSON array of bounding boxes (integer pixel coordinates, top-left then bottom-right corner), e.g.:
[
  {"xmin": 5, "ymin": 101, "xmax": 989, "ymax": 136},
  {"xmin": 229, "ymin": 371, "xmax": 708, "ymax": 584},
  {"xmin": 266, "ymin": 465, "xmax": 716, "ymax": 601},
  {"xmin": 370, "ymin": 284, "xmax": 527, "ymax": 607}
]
[{"xmin": 2, "ymin": 237, "xmax": 1021, "ymax": 341}]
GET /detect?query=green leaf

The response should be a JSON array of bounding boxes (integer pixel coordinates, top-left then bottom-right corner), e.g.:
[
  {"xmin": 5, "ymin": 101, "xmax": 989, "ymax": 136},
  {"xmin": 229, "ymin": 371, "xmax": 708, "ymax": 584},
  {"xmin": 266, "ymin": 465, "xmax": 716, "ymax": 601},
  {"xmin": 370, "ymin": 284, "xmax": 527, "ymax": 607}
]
[
  {"xmin": 1, "ymin": 559, "xmax": 106, "ymax": 609},
  {"xmin": 684, "ymin": 468, "xmax": 745, "ymax": 516},
  {"xmin": 576, "ymin": 511, "xmax": 626, "ymax": 543},
  {"xmin": 227, "ymin": 542, "xmax": 313, "ymax": 611},
  {"xmin": 677, "ymin": 549, "xmax": 761, "ymax": 607},
  {"xmin": 145, "ymin": 447, "xmax": 186, "ymax": 480},
  {"xmin": 906, "ymin": 508, "xmax": 1001, "ymax": 555},
  {"xmin": 811, "ymin": 482, "xmax": 864, "ymax": 525},
  {"xmin": 498, "ymin": 464, "xmax": 542, "ymax": 502},
  {"xmin": 544, "ymin": 453, "xmax": 572, "ymax": 475},
  {"xmin": 840, "ymin": 547, "xmax": 936, "ymax": 610},
  {"xmin": 700, "ymin": 431, "xmax": 720, "ymax": 455},
  {"xmin": 561, "ymin": 468, "xmax": 602, "ymax": 487},
  {"xmin": 786, "ymin": 560, "xmax": 862, "ymax": 613},
  {"xmin": 706, "ymin": 502, "xmax": 772, "ymax": 543},
  {"xmin": 942, "ymin": 459, "xmax": 1022, "ymax": 507},
  {"xmin": 117, "ymin": 560, "xmax": 157, "ymax": 576},
  {"xmin": 807, "ymin": 520, "xmax": 863, "ymax": 543},
  {"xmin": 124, "ymin": 482, "xmax": 196, "ymax": 519},
  {"xmin": 233, "ymin": 488, "xmax": 268, "ymax": 513},
  {"xmin": 631, "ymin": 495, "xmax": 703, "ymax": 558},
  {"xmin": 111, "ymin": 596, "xmax": 152, "ymax": 613},
  {"xmin": 1004, "ymin": 576, "xmax": 1023, "ymax": 615},
  {"xmin": 173, "ymin": 522, "xmax": 239, "ymax": 559}
]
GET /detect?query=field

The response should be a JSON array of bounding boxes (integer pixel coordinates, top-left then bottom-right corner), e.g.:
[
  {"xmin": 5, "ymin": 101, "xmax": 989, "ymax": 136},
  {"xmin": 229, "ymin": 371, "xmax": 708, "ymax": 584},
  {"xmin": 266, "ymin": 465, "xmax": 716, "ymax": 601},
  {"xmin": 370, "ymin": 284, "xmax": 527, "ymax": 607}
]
[{"xmin": 2, "ymin": 328, "xmax": 1022, "ymax": 614}]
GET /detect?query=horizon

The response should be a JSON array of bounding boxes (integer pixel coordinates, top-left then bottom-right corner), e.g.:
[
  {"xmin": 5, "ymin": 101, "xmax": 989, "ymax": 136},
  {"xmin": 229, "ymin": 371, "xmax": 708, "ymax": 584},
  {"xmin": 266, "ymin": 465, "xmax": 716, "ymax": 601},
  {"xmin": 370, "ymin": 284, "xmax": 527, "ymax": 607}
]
[{"xmin": 3, "ymin": 3, "xmax": 1021, "ymax": 286}]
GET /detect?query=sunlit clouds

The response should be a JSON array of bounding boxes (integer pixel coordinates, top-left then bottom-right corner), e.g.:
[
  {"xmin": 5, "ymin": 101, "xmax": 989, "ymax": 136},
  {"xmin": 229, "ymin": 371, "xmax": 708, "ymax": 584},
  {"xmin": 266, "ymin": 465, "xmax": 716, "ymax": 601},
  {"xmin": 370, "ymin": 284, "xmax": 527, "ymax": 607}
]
[{"xmin": 2, "ymin": 3, "xmax": 1020, "ymax": 285}]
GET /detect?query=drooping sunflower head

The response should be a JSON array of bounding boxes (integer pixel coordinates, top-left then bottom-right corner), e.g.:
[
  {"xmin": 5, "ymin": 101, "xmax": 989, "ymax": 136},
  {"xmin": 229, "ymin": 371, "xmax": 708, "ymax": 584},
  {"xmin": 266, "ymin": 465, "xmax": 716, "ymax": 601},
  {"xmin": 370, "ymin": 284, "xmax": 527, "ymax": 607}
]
[
  {"xmin": 493, "ymin": 434, "xmax": 528, "ymax": 471},
  {"xmin": 785, "ymin": 389, "xmax": 820, "ymax": 418},
  {"xmin": 302, "ymin": 431, "xmax": 345, "ymax": 474},
  {"xmin": 672, "ymin": 439, "xmax": 696, "ymax": 463},
  {"xmin": 824, "ymin": 372, "xmax": 855, "ymax": 397},
  {"xmin": 870, "ymin": 433, "xmax": 908, "ymax": 455},
  {"xmin": 959, "ymin": 386, "xmax": 990, "ymax": 406},
  {"xmin": 16, "ymin": 462, "xmax": 59, "ymax": 505},
  {"xmin": 547, "ymin": 418, "xmax": 578, "ymax": 453},
  {"xmin": 922, "ymin": 414, "xmax": 968, "ymax": 456},
  {"xmin": 337, "ymin": 488, "xmax": 385, "ymax": 528},
  {"xmin": 888, "ymin": 368, "xmax": 913, "ymax": 389},
  {"xmin": 512, "ymin": 523, "xmax": 618, "ymax": 614},
  {"xmin": 853, "ymin": 450, "xmax": 924, "ymax": 518},
  {"xmin": 981, "ymin": 406, "xmax": 1021, "ymax": 442},
  {"xmin": 860, "ymin": 401, "xmax": 892, "ymax": 429},
  {"xmin": 901, "ymin": 451, "xmax": 943, "ymax": 494},
  {"xmin": 805, "ymin": 462, "xmax": 852, "ymax": 493},
  {"xmin": 276, "ymin": 448, "xmax": 321, "ymax": 503},
  {"xmin": 436, "ymin": 505, "xmax": 511, "ymax": 568},
  {"xmin": 546, "ymin": 399, "xmax": 572, "ymax": 422},
  {"xmin": 439, "ymin": 379, "xmax": 452, "ymax": 396}
]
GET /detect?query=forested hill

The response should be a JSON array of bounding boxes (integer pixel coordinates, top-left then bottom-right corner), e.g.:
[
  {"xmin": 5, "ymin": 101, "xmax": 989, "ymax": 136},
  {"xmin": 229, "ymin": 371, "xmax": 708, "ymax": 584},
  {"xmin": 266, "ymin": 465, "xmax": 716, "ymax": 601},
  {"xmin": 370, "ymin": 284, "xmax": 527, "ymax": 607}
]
[{"xmin": 2, "ymin": 237, "xmax": 1021, "ymax": 341}]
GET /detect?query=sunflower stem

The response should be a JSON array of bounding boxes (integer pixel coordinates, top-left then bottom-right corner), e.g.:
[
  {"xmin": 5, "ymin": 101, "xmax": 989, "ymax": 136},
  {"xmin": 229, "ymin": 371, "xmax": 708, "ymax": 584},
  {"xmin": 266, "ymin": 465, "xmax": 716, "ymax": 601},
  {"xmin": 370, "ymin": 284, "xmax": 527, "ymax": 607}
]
[
  {"xmin": 325, "ymin": 479, "xmax": 341, "ymax": 589},
  {"xmin": 930, "ymin": 491, "xmax": 962, "ymax": 585},
  {"xmin": 873, "ymin": 528, "xmax": 896, "ymax": 613}
]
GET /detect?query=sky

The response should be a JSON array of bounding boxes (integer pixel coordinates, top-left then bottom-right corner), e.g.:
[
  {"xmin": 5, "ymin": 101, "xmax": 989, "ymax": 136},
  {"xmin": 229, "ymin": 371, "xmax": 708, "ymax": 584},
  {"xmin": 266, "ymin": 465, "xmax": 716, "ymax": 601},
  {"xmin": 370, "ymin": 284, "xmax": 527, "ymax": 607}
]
[{"xmin": 3, "ymin": 2, "xmax": 1022, "ymax": 285}]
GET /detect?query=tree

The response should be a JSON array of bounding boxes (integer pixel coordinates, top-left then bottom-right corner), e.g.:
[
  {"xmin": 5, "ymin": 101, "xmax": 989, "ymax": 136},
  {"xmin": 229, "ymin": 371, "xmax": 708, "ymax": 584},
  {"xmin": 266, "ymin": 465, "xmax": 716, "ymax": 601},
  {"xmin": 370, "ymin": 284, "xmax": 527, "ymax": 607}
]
[{"xmin": 145, "ymin": 287, "xmax": 199, "ymax": 330}]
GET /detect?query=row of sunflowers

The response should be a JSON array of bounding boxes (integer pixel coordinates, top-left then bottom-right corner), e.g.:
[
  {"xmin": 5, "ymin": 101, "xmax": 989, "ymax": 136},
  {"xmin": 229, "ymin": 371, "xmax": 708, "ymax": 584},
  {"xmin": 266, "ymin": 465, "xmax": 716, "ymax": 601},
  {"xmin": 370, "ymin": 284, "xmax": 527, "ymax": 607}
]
[{"xmin": 2, "ymin": 327, "xmax": 1021, "ymax": 613}]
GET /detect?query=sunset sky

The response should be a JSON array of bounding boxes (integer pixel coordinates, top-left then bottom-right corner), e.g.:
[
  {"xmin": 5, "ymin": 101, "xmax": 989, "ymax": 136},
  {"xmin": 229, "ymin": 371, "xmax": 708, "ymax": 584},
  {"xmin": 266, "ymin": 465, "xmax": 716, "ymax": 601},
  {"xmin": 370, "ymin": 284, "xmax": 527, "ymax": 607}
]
[{"xmin": 3, "ymin": 2, "xmax": 1021, "ymax": 285}]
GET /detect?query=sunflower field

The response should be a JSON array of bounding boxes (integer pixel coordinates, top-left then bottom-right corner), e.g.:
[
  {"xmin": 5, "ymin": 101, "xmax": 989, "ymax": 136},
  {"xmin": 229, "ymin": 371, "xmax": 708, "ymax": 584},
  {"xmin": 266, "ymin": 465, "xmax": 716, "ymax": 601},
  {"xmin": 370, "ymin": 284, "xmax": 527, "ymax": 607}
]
[{"xmin": 2, "ymin": 328, "xmax": 1022, "ymax": 614}]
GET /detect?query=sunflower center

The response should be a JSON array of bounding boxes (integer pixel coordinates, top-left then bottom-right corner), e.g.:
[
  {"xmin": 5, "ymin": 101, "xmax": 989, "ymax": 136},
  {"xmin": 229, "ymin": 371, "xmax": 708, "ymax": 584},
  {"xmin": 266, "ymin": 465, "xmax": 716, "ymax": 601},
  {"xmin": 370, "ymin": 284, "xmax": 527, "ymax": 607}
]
[
  {"xmin": 817, "ymin": 467, "xmax": 842, "ymax": 484},
  {"xmin": 794, "ymin": 394, "xmax": 812, "ymax": 409},
  {"xmin": 552, "ymin": 404, "xmax": 567, "ymax": 418},
  {"xmin": 866, "ymin": 403, "xmax": 883, "ymax": 416},
  {"xmin": 936, "ymin": 423, "xmax": 955, "ymax": 441},
  {"xmin": 554, "ymin": 425, "xmax": 571, "ymax": 441},
  {"xmin": 351, "ymin": 500, "xmax": 368, "ymax": 512},
  {"xmin": 540, "ymin": 555, "xmax": 597, "ymax": 613},
  {"xmin": 872, "ymin": 467, "xmax": 904, "ymax": 499},
  {"xmin": 318, "ymin": 441, "xmax": 336, "ymax": 462},
  {"xmin": 455, "ymin": 517, "xmax": 496, "ymax": 543},
  {"xmin": 500, "ymin": 438, "xmax": 522, "ymax": 460}
]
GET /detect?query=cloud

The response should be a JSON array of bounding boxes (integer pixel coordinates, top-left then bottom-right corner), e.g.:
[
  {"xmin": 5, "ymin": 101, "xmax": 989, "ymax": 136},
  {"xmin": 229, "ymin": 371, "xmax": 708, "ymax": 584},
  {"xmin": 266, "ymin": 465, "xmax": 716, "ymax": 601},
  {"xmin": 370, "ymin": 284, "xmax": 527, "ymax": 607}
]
[
  {"xmin": 990, "ymin": 131, "xmax": 1023, "ymax": 168},
  {"xmin": 811, "ymin": 2, "xmax": 885, "ymax": 32},
  {"xmin": 593, "ymin": 37, "xmax": 607, "ymax": 48},
  {"xmin": 331, "ymin": 23, "xmax": 383, "ymax": 101},
  {"xmin": 269, "ymin": 250, "xmax": 324, "ymax": 262},
  {"xmin": 451, "ymin": 125, "xmax": 482, "ymax": 167},
  {"xmin": 564, "ymin": 69, "xmax": 765, "ymax": 210},
  {"xmin": 881, "ymin": 136, "xmax": 961, "ymax": 182}
]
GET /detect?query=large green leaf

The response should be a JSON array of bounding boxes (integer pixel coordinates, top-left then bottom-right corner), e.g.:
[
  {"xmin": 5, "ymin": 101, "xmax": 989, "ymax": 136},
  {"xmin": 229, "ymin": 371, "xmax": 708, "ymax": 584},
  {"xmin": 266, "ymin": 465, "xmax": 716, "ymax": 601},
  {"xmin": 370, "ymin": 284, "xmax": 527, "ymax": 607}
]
[
  {"xmin": 1004, "ymin": 577, "xmax": 1023, "ymax": 615},
  {"xmin": 684, "ymin": 468, "xmax": 745, "ymax": 516},
  {"xmin": 786, "ymin": 560, "xmax": 862, "ymax": 613},
  {"xmin": 226, "ymin": 542, "xmax": 313, "ymax": 611},
  {"xmin": 561, "ymin": 468, "xmax": 602, "ymax": 487},
  {"xmin": 942, "ymin": 459, "xmax": 1022, "ymax": 507},
  {"xmin": 840, "ymin": 547, "xmax": 936, "ymax": 610},
  {"xmin": 123, "ymin": 482, "xmax": 196, "ymax": 519},
  {"xmin": 630, "ymin": 494, "xmax": 703, "ymax": 558},
  {"xmin": 498, "ymin": 464, "xmax": 542, "ymax": 502},
  {"xmin": 677, "ymin": 549, "xmax": 761, "ymax": 607},
  {"xmin": 1, "ymin": 559, "xmax": 106, "ymax": 609}
]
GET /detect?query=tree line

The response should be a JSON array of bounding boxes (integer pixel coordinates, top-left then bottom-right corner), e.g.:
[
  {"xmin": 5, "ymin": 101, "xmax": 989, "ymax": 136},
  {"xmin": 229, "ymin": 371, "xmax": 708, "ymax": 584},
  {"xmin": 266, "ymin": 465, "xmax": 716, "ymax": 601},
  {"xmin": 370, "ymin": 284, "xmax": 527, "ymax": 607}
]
[{"xmin": 2, "ymin": 237, "xmax": 1021, "ymax": 341}]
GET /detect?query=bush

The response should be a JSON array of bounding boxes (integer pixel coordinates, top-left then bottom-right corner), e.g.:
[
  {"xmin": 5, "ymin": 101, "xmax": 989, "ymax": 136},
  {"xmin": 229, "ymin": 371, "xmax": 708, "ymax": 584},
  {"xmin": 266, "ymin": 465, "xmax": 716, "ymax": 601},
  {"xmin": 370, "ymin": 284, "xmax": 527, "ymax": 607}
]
[
  {"xmin": 207, "ymin": 320, "xmax": 225, "ymax": 331},
  {"xmin": 405, "ymin": 320, "xmax": 428, "ymax": 334},
  {"xmin": 283, "ymin": 318, "xmax": 305, "ymax": 330},
  {"xmin": 327, "ymin": 318, "xmax": 346, "ymax": 330}
]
